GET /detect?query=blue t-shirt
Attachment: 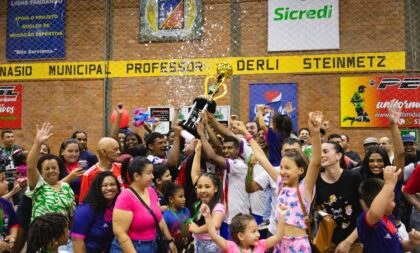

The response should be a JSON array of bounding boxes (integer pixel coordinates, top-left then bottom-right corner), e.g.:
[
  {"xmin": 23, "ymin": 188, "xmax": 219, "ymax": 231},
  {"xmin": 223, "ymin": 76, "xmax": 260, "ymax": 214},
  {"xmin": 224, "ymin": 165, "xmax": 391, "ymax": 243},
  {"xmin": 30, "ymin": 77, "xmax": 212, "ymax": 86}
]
[
  {"xmin": 0, "ymin": 198, "xmax": 19, "ymax": 235},
  {"xmin": 71, "ymin": 203, "xmax": 114, "ymax": 253},
  {"xmin": 162, "ymin": 207, "xmax": 191, "ymax": 247},
  {"xmin": 267, "ymin": 127, "xmax": 284, "ymax": 167},
  {"xmin": 357, "ymin": 211, "xmax": 403, "ymax": 253}
]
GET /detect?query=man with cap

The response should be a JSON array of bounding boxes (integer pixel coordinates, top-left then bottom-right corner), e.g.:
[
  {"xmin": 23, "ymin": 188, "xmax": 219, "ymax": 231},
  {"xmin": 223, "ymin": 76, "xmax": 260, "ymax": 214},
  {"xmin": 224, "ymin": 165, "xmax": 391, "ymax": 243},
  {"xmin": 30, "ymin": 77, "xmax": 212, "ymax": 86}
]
[
  {"xmin": 402, "ymin": 135, "xmax": 419, "ymax": 166},
  {"xmin": 363, "ymin": 136, "xmax": 379, "ymax": 153}
]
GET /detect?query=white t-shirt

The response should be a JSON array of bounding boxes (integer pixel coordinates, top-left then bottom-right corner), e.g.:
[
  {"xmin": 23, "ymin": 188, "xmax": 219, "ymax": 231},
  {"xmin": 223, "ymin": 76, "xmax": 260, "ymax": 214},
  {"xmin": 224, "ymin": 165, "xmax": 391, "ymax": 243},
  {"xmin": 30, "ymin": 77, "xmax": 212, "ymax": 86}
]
[
  {"xmin": 147, "ymin": 154, "xmax": 165, "ymax": 164},
  {"xmin": 224, "ymin": 158, "xmax": 251, "ymax": 224},
  {"xmin": 254, "ymin": 166, "xmax": 280, "ymax": 234},
  {"xmin": 239, "ymin": 139, "xmax": 264, "ymax": 216}
]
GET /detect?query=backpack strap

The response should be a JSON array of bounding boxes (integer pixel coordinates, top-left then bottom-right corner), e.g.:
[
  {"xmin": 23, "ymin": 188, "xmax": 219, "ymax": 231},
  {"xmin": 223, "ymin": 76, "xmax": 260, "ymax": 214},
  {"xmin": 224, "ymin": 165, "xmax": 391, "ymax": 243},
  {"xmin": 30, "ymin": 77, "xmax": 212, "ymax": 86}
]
[{"xmin": 296, "ymin": 184, "xmax": 312, "ymax": 240}]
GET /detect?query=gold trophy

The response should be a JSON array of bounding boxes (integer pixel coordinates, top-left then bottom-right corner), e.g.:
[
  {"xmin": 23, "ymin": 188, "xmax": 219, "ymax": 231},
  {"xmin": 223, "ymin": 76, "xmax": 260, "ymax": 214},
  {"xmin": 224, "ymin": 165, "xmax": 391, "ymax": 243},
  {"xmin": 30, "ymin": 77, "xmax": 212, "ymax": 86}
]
[{"xmin": 183, "ymin": 63, "xmax": 233, "ymax": 132}]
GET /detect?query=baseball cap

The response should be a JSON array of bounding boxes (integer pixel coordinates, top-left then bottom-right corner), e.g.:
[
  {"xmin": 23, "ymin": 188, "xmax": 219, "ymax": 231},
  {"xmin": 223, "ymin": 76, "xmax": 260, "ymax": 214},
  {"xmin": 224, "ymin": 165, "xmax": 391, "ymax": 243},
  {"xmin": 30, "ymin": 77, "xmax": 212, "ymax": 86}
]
[
  {"xmin": 363, "ymin": 137, "xmax": 379, "ymax": 146},
  {"xmin": 402, "ymin": 135, "xmax": 415, "ymax": 143}
]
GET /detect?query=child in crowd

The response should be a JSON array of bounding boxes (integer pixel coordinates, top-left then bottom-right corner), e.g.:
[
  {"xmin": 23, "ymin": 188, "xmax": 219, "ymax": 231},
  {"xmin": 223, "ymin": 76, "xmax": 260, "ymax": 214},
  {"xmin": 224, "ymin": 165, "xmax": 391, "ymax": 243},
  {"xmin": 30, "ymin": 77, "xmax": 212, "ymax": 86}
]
[
  {"xmin": 152, "ymin": 163, "xmax": 172, "ymax": 210},
  {"xmin": 27, "ymin": 213, "xmax": 69, "ymax": 253},
  {"xmin": 358, "ymin": 166, "xmax": 420, "ymax": 253},
  {"xmin": 188, "ymin": 172, "xmax": 225, "ymax": 253},
  {"xmin": 233, "ymin": 111, "xmax": 323, "ymax": 252},
  {"xmin": 161, "ymin": 180, "xmax": 192, "ymax": 252},
  {"xmin": 200, "ymin": 202, "xmax": 287, "ymax": 253}
]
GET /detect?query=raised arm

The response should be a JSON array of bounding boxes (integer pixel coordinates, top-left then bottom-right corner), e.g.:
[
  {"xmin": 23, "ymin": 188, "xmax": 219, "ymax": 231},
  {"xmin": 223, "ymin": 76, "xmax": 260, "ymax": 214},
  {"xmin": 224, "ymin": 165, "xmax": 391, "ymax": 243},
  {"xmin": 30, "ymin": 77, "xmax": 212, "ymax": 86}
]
[
  {"xmin": 191, "ymin": 140, "xmax": 202, "ymax": 185},
  {"xmin": 110, "ymin": 104, "xmax": 123, "ymax": 140},
  {"xmin": 196, "ymin": 122, "xmax": 227, "ymax": 169},
  {"xmin": 232, "ymin": 120, "xmax": 278, "ymax": 182},
  {"xmin": 265, "ymin": 203, "xmax": 287, "ymax": 249},
  {"xmin": 200, "ymin": 111, "xmax": 223, "ymax": 154},
  {"xmin": 27, "ymin": 123, "xmax": 53, "ymax": 190},
  {"xmin": 366, "ymin": 166, "xmax": 401, "ymax": 225},
  {"xmin": 164, "ymin": 125, "xmax": 182, "ymax": 167},
  {"xmin": 304, "ymin": 111, "xmax": 323, "ymax": 201},
  {"xmin": 207, "ymin": 113, "xmax": 236, "ymax": 138},
  {"xmin": 388, "ymin": 104, "xmax": 405, "ymax": 179},
  {"xmin": 256, "ymin": 104, "xmax": 268, "ymax": 133},
  {"xmin": 199, "ymin": 204, "xmax": 228, "ymax": 251}
]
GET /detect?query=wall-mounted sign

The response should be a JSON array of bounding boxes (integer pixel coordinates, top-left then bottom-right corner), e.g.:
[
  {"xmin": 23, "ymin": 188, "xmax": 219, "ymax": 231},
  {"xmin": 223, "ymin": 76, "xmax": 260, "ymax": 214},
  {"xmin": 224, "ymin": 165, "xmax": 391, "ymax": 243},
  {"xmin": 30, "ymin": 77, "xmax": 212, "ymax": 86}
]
[
  {"xmin": 268, "ymin": 0, "xmax": 339, "ymax": 51},
  {"xmin": 6, "ymin": 0, "xmax": 65, "ymax": 60}
]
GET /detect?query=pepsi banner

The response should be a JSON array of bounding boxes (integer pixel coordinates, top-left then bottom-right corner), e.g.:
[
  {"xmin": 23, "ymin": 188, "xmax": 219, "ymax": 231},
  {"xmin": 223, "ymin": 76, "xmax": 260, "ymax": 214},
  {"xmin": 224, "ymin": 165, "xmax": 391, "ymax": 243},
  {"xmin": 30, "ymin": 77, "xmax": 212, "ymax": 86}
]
[
  {"xmin": 6, "ymin": 0, "xmax": 66, "ymax": 60},
  {"xmin": 249, "ymin": 83, "xmax": 298, "ymax": 131}
]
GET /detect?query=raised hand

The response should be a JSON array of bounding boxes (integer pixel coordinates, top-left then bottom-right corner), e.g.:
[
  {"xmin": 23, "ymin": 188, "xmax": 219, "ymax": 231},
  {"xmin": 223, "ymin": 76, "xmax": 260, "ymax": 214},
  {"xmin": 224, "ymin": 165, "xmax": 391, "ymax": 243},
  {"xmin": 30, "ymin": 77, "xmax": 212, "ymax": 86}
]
[
  {"xmin": 308, "ymin": 111, "xmax": 323, "ymax": 131},
  {"xmin": 199, "ymin": 203, "xmax": 211, "ymax": 217},
  {"xmin": 35, "ymin": 123, "xmax": 53, "ymax": 144},
  {"xmin": 196, "ymin": 122, "xmax": 205, "ymax": 137},
  {"xmin": 231, "ymin": 120, "xmax": 247, "ymax": 135},
  {"xmin": 276, "ymin": 203, "xmax": 287, "ymax": 221},
  {"xmin": 383, "ymin": 166, "xmax": 401, "ymax": 186},
  {"xmin": 194, "ymin": 139, "xmax": 202, "ymax": 153},
  {"xmin": 116, "ymin": 103, "xmax": 124, "ymax": 115},
  {"xmin": 285, "ymin": 101, "xmax": 296, "ymax": 115},
  {"xmin": 388, "ymin": 103, "xmax": 402, "ymax": 125},
  {"xmin": 199, "ymin": 111, "xmax": 209, "ymax": 126},
  {"xmin": 408, "ymin": 229, "xmax": 420, "ymax": 246}
]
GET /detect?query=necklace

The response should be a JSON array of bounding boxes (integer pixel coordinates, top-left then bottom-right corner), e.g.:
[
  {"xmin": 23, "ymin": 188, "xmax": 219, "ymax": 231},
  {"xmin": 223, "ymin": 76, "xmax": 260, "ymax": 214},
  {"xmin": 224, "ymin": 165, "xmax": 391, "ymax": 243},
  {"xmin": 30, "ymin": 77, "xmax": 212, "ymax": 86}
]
[{"xmin": 239, "ymin": 246, "xmax": 254, "ymax": 253}]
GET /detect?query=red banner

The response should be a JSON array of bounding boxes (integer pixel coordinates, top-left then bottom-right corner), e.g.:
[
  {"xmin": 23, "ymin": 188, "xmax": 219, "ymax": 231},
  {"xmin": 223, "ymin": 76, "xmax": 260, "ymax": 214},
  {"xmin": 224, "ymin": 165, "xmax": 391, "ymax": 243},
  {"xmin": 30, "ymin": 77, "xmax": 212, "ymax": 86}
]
[
  {"xmin": 0, "ymin": 84, "xmax": 22, "ymax": 129},
  {"xmin": 341, "ymin": 76, "xmax": 420, "ymax": 128}
]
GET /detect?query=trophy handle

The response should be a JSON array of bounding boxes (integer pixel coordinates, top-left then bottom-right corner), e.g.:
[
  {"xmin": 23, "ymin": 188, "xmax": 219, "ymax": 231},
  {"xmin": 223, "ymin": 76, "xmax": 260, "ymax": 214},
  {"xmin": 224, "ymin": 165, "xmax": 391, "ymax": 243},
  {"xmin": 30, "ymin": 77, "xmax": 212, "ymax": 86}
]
[
  {"xmin": 213, "ymin": 84, "xmax": 227, "ymax": 101},
  {"xmin": 203, "ymin": 76, "xmax": 217, "ymax": 96}
]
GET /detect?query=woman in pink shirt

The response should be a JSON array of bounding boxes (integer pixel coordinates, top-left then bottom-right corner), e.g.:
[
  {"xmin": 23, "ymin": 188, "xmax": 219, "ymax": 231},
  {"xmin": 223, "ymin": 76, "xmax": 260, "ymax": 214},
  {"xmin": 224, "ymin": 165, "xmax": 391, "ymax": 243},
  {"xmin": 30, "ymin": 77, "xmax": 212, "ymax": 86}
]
[{"xmin": 111, "ymin": 156, "xmax": 176, "ymax": 253}]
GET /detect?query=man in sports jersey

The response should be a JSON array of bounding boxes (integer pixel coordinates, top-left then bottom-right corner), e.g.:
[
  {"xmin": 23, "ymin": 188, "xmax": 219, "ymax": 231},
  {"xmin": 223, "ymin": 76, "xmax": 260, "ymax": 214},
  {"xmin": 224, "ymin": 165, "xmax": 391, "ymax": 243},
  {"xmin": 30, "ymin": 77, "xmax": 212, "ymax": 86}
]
[
  {"xmin": 197, "ymin": 122, "xmax": 250, "ymax": 239},
  {"xmin": 79, "ymin": 137, "xmax": 122, "ymax": 202}
]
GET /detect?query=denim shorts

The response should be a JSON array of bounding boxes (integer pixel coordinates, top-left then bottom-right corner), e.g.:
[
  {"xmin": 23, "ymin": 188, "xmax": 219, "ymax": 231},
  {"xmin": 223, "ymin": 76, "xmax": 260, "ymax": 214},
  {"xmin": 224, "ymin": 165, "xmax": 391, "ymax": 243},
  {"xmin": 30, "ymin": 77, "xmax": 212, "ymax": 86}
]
[
  {"xmin": 194, "ymin": 239, "xmax": 222, "ymax": 253},
  {"xmin": 110, "ymin": 238, "xmax": 157, "ymax": 253}
]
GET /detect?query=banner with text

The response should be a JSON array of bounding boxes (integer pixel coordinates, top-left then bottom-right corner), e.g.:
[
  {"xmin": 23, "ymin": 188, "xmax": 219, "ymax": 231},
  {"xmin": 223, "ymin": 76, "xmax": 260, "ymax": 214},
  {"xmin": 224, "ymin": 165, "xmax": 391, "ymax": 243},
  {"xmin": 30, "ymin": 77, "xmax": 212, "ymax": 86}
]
[
  {"xmin": 0, "ymin": 84, "xmax": 22, "ymax": 129},
  {"xmin": 6, "ymin": 0, "xmax": 65, "ymax": 60},
  {"xmin": 341, "ymin": 76, "xmax": 420, "ymax": 128},
  {"xmin": 249, "ymin": 83, "xmax": 298, "ymax": 132},
  {"xmin": 268, "ymin": 0, "xmax": 339, "ymax": 51},
  {"xmin": 0, "ymin": 52, "xmax": 405, "ymax": 80}
]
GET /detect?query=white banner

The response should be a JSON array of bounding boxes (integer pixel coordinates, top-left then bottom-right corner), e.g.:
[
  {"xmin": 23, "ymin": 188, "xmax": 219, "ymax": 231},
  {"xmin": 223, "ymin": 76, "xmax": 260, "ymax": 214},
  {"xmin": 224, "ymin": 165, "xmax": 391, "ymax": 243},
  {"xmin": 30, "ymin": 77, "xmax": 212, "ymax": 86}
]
[{"xmin": 268, "ymin": 0, "xmax": 340, "ymax": 51}]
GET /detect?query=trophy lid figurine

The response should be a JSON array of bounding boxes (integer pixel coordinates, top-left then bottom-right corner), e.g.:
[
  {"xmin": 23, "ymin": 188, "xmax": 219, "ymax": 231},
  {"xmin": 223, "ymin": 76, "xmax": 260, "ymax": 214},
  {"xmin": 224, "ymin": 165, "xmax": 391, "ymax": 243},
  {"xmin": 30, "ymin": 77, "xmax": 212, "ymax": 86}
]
[{"xmin": 182, "ymin": 62, "xmax": 233, "ymax": 134}]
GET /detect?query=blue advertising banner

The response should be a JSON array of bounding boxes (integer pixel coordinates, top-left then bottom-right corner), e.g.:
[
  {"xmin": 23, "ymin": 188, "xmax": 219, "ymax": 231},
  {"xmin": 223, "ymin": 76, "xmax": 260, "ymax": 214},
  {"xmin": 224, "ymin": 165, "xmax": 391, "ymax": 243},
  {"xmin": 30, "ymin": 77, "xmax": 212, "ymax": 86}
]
[
  {"xmin": 249, "ymin": 83, "xmax": 298, "ymax": 131},
  {"xmin": 6, "ymin": 0, "xmax": 65, "ymax": 60}
]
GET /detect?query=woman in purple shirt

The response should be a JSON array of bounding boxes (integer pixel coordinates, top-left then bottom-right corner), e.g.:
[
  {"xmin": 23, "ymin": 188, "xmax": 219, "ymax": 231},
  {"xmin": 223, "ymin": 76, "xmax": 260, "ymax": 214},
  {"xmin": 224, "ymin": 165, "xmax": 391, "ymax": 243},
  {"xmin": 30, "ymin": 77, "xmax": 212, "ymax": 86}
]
[{"xmin": 71, "ymin": 171, "xmax": 121, "ymax": 253}]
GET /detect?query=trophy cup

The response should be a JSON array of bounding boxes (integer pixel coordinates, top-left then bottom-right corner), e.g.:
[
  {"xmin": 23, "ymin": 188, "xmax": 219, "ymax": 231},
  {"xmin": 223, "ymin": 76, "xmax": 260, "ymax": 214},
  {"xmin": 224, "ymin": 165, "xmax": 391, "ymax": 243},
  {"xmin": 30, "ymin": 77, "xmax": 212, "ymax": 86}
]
[{"xmin": 182, "ymin": 63, "xmax": 233, "ymax": 134}]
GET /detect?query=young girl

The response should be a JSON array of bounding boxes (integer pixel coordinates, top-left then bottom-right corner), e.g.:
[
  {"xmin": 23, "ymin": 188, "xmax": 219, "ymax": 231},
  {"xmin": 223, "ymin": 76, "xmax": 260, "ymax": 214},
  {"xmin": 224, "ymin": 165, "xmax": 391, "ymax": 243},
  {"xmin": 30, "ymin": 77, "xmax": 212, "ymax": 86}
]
[
  {"xmin": 189, "ymin": 143, "xmax": 225, "ymax": 253},
  {"xmin": 233, "ymin": 111, "xmax": 323, "ymax": 253},
  {"xmin": 161, "ymin": 180, "xmax": 192, "ymax": 252},
  {"xmin": 200, "ymin": 202, "xmax": 287, "ymax": 252},
  {"xmin": 153, "ymin": 163, "xmax": 172, "ymax": 210},
  {"xmin": 27, "ymin": 213, "xmax": 69, "ymax": 253}
]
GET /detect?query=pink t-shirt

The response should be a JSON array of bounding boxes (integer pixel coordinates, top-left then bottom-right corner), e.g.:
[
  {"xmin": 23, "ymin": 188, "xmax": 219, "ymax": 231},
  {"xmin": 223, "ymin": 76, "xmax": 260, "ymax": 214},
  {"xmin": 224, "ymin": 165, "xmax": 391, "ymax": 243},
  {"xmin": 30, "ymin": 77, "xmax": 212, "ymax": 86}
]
[
  {"xmin": 193, "ymin": 203, "xmax": 225, "ymax": 241},
  {"xmin": 114, "ymin": 187, "xmax": 162, "ymax": 240},
  {"xmin": 225, "ymin": 240, "xmax": 267, "ymax": 253}
]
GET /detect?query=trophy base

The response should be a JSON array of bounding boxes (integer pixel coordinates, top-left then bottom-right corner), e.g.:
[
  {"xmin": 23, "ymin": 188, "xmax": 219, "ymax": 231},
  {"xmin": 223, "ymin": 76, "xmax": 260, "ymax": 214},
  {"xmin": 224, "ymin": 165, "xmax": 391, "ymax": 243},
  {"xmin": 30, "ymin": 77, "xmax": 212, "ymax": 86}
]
[{"xmin": 182, "ymin": 97, "xmax": 217, "ymax": 137}]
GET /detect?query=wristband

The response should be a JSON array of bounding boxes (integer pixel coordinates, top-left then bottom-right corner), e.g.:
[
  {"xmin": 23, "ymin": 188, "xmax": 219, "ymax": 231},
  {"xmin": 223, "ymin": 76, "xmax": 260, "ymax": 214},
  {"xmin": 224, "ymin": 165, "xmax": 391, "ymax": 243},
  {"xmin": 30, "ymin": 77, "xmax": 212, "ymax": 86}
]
[
  {"xmin": 246, "ymin": 135, "xmax": 253, "ymax": 142},
  {"xmin": 166, "ymin": 238, "xmax": 175, "ymax": 243}
]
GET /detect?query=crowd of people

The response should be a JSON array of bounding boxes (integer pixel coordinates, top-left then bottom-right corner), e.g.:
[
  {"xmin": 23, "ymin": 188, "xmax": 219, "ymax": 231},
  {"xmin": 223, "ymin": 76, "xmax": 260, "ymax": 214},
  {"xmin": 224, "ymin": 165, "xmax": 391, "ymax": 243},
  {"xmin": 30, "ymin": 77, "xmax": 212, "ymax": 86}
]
[{"xmin": 0, "ymin": 102, "xmax": 419, "ymax": 253}]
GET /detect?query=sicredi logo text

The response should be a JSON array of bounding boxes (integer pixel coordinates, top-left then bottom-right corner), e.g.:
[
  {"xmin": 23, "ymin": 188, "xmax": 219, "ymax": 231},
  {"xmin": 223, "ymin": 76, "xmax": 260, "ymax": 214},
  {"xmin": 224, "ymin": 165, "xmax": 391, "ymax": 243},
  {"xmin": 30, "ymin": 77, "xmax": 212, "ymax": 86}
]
[{"xmin": 273, "ymin": 5, "xmax": 333, "ymax": 21}]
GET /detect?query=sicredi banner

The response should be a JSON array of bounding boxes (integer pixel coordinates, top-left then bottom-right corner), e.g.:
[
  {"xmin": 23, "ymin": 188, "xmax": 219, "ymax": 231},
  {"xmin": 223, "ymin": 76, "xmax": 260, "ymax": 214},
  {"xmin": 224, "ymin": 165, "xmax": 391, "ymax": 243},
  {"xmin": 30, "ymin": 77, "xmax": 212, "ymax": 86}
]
[
  {"xmin": 268, "ymin": 0, "xmax": 339, "ymax": 51},
  {"xmin": 340, "ymin": 76, "xmax": 420, "ymax": 128}
]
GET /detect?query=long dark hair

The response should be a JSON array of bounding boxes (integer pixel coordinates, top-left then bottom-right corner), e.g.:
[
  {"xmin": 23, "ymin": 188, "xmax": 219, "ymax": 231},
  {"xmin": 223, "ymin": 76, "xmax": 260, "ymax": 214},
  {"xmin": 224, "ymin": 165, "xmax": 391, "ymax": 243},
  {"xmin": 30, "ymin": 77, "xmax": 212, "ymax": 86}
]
[
  {"xmin": 28, "ymin": 213, "xmax": 68, "ymax": 253},
  {"xmin": 360, "ymin": 146, "xmax": 391, "ymax": 180},
  {"xmin": 82, "ymin": 171, "xmax": 121, "ymax": 211},
  {"xmin": 121, "ymin": 156, "xmax": 152, "ymax": 184},
  {"xmin": 160, "ymin": 180, "xmax": 183, "ymax": 205},
  {"xmin": 194, "ymin": 172, "xmax": 222, "ymax": 226},
  {"xmin": 272, "ymin": 112, "xmax": 292, "ymax": 137}
]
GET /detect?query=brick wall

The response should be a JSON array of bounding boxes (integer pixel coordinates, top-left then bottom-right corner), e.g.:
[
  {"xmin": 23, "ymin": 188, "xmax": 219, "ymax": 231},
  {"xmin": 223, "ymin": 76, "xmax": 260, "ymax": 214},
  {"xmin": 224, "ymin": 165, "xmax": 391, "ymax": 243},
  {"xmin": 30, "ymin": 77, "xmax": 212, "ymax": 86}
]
[{"xmin": 0, "ymin": 0, "xmax": 409, "ymax": 156}]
